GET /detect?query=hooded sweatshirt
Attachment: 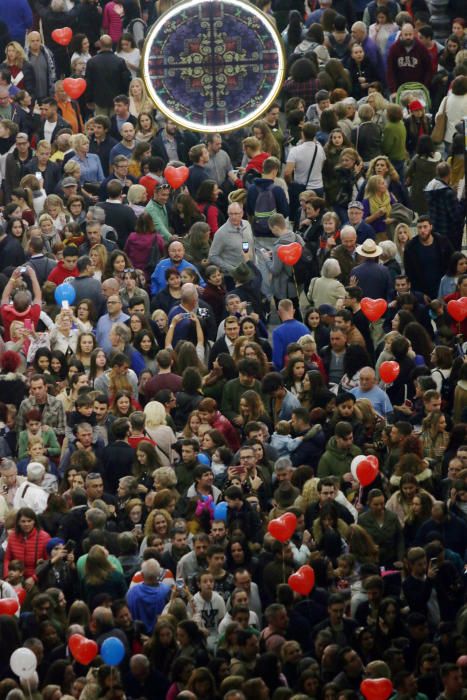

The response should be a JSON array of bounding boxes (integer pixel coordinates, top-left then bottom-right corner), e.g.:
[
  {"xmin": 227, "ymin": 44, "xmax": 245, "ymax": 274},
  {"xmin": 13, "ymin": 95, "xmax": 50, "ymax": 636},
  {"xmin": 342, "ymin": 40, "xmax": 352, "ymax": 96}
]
[
  {"xmin": 126, "ymin": 581, "xmax": 171, "ymax": 633},
  {"xmin": 317, "ymin": 436, "xmax": 361, "ymax": 480},
  {"xmin": 387, "ymin": 38, "xmax": 433, "ymax": 93}
]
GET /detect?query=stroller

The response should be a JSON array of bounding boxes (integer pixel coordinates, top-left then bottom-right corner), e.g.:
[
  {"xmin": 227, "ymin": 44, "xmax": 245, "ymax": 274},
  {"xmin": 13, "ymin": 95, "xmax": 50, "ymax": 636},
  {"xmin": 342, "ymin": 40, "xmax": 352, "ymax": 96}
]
[{"xmin": 395, "ymin": 82, "xmax": 432, "ymax": 119}]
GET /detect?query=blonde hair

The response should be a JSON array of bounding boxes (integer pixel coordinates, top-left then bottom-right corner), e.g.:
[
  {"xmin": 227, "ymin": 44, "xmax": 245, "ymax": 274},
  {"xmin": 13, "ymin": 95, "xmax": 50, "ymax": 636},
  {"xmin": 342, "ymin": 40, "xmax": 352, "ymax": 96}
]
[
  {"xmin": 127, "ymin": 184, "xmax": 147, "ymax": 205},
  {"xmin": 144, "ymin": 508, "xmax": 173, "ymax": 537},
  {"xmin": 44, "ymin": 194, "xmax": 66, "ymax": 215},
  {"xmin": 394, "ymin": 222, "xmax": 413, "ymax": 256},
  {"xmin": 39, "ymin": 213, "xmax": 54, "ymax": 225},
  {"xmin": 144, "ymin": 401, "xmax": 167, "ymax": 428},
  {"xmin": 36, "ymin": 139, "xmax": 51, "ymax": 153},
  {"xmin": 71, "ymin": 133, "xmax": 89, "ymax": 151},
  {"xmin": 89, "ymin": 243, "xmax": 108, "ymax": 272},
  {"xmin": 364, "ymin": 174, "xmax": 386, "ymax": 199},
  {"xmin": 6, "ymin": 42, "xmax": 26, "ymax": 67},
  {"xmin": 64, "ymin": 160, "xmax": 81, "ymax": 177}
]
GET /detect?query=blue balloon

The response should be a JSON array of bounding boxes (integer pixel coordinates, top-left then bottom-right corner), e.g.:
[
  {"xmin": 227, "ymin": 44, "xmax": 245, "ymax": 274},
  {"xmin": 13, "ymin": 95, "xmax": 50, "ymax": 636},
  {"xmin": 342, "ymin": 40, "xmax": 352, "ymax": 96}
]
[
  {"xmin": 214, "ymin": 501, "xmax": 228, "ymax": 522},
  {"xmin": 197, "ymin": 453, "xmax": 211, "ymax": 466},
  {"xmin": 54, "ymin": 282, "xmax": 76, "ymax": 306},
  {"xmin": 100, "ymin": 637, "xmax": 125, "ymax": 666}
]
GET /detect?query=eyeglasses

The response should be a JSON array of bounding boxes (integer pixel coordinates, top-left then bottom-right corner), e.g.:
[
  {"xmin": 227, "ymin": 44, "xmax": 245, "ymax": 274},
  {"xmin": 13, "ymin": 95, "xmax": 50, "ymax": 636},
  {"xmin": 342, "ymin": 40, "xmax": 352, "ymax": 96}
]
[{"xmin": 156, "ymin": 184, "xmax": 170, "ymax": 190}]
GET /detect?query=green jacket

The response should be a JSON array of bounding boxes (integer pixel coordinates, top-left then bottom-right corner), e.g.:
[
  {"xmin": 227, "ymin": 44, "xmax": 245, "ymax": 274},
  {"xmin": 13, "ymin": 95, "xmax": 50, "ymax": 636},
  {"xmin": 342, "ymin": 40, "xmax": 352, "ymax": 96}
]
[
  {"xmin": 382, "ymin": 121, "xmax": 407, "ymax": 161},
  {"xmin": 221, "ymin": 378, "xmax": 264, "ymax": 422},
  {"xmin": 18, "ymin": 428, "xmax": 61, "ymax": 460},
  {"xmin": 317, "ymin": 436, "xmax": 361, "ymax": 481},
  {"xmin": 358, "ymin": 509, "xmax": 405, "ymax": 567},
  {"xmin": 145, "ymin": 200, "xmax": 171, "ymax": 242}
]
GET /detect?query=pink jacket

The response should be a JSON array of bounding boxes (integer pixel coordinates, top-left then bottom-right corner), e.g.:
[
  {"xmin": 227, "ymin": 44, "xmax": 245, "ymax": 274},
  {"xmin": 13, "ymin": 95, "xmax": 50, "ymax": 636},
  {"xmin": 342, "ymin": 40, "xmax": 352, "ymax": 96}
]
[{"xmin": 102, "ymin": 2, "xmax": 124, "ymax": 43}]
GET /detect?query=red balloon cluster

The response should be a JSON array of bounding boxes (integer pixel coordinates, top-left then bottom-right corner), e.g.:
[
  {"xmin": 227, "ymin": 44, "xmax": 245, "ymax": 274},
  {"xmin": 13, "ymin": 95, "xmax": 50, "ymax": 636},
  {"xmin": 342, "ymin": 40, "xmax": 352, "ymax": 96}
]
[
  {"xmin": 351, "ymin": 454, "xmax": 379, "ymax": 487},
  {"xmin": 164, "ymin": 165, "xmax": 189, "ymax": 189},
  {"xmin": 361, "ymin": 298, "xmax": 387, "ymax": 322},
  {"xmin": 267, "ymin": 513, "xmax": 297, "ymax": 543},
  {"xmin": 379, "ymin": 360, "xmax": 400, "ymax": 383},
  {"xmin": 51, "ymin": 27, "xmax": 73, "ymax": 46},
  {"xmin": 63, "ymin": 78, "xmax": 87, "ymax": 99},
  {"xmin": 288, "ymin": 565, "xmax": 315, "ymax": 595},
  {"xmin": 69, "ymin": 634, "xmax": 98, "ymax": 665},
  {"xmin": 277, "ymin": 242, "xmax": 303, "ymax": 266},
  {"xmin": 361, "ymin": 678, "xmax": 394, "ymax": 700},
  {"xmin": 447, "ymin": 297, "xmax": 467, "ymax": 322}
]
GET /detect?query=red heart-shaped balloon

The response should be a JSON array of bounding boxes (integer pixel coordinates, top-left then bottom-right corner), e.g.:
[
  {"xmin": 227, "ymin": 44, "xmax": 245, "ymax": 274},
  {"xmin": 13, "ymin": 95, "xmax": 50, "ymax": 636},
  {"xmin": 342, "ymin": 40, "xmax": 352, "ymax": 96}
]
[
  {"xmin": 0, "ymin": 598, "xmax": 18, "ymax": 615},
  {"xmin": 277, "ymin": 242, "xmax": 303, "ymax": 266},
  {"xmin": 17, "ymin": 589, "xmax": 27, "ymax": 606},
  {"xmin": 51, "ymin": 27, "xmax": 73, "ymax": 46},
  {"xmin": 62, "ymin": 78, "xmax": 87, "ymax": 100},
  {"xmin": 361, "ymin": 298, "xmax": 388, "ymax": 322},
  {"xmin": 69, "ymin": 634, "xmax": 98, "ymax": 665},
  {"xmin": 379, "ymin": 360, "xmax": 400, "ymax": 384},
  {"xmin": 268, "ymin": 512, "xmax": 297, "ymax": 543},
  {"xmin": 366, "ymin": 454, "xmax": 379, "ymax": 470},
  {"xmin": 447, "ymin": 297, "xmax": 467, "ymax": 323},
  {"xmin": 356, "ymin": 460, "xmax": 379, "ymax": 487},
  {"xmin": 361, "ymin": 678, "xmax": 394, "ymax": 700},
  {"xmin": 132, "ymin": 571, "xmax": 144, "ymax": 583},
  {"xmin": 164, "ymin": 165, "xmax": 189, "ymax": 189},
  {"xmin": 288, "ymin": 565, "xmax": 315, "ymax": 595}
]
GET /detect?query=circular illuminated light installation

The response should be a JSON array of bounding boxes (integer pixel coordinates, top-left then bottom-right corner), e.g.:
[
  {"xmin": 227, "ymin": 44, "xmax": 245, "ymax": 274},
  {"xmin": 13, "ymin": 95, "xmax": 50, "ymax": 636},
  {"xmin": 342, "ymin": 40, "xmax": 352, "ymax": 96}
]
[{"xmin": 142, "ymin": 0, "xmax": 285, "ymax": 133}]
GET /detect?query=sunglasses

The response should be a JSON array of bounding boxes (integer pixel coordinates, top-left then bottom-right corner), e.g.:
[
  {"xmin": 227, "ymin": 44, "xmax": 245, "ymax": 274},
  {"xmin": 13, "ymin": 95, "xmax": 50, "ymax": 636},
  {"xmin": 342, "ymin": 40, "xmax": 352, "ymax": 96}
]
[{"xmin": 156, "ymin": 184, "xmax": 171, "ymax": 190}]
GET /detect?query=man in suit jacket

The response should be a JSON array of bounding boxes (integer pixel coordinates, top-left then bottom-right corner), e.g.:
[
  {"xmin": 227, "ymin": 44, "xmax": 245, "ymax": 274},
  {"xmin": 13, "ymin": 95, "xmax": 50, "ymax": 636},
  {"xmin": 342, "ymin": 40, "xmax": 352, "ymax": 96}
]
[
  {"xmin": 84, "ymin": 35, "xmax": 131, "ymax": 116},
  {"xmin": 208, "ymin": 315, "xmax": 240, "ymax": 368}
]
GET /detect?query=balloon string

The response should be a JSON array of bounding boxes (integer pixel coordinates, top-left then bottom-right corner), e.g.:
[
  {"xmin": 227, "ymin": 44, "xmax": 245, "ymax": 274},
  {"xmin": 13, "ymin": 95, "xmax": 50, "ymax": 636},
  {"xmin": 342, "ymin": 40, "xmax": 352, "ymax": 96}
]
[
  {"xmin": 282, "ymin": 544, "xmax": 286, "ymax": 583},
  {"xmin": 26, "ymin": 677, "xmax": 32, "ymax": 700},
  {"xmin": 292, "ymin": 268, "xmax": 299, "ymax": 300}
]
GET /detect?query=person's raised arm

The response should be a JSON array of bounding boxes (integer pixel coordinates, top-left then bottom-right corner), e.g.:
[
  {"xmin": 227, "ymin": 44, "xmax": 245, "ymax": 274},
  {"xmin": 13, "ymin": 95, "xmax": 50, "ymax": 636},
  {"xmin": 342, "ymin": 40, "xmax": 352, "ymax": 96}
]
[
  {"xmin": 1, "ymin": 268, "xmax": 23, "ymax": 306},
  {"xmin": 26, "ymin": 266, "xmax": 42, "ymax": 305}
]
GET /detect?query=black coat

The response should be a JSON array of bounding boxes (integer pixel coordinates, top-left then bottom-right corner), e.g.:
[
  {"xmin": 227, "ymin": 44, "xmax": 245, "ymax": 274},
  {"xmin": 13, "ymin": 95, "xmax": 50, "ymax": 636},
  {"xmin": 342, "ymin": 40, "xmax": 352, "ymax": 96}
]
[
  {"xmin": 100, "ymin": 441, "xmax": 135, "ymax": 493},
  {"xmin": 3, "ymin": 147, "xmax": 34, "ymax": 201},
  {"xmin": 37, "ymin": 114, "xmax": 72, "ymax": 144},
  {"xmin": 95, "ymin": 201, "xmax": 137, "ymax": 249},
  {"xmin": 25, "ymin": 158, "xmax": 62, "ymax": 195},
  {"xmin": 89, "ymin": 134, "xmax": 118, "ymax": 177},
  {"xmin": 0, "ymin": 234, "xmax": 26, "ymax": 273},
  {"xmin": 404, "ymin": 233, "xmax": 454, "ymax": 298},
  {"xmin": 0, "ymin": 60, "xmax": 36, "ymax": 100},
  {"xmin": 85, "ymin": 51, "xmax": 131, "ymax": 109}
]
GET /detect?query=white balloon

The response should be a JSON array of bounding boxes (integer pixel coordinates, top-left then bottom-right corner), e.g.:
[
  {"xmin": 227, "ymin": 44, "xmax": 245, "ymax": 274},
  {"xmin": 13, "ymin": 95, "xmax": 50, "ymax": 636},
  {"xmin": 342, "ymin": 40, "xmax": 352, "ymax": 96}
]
[
  {"xmin": 10, "ymin": 648, "xmax": 37, "ymax": 678},
  {"xmin": 350, "ymin": 455, "xmax": 367, "ymax": 481}
]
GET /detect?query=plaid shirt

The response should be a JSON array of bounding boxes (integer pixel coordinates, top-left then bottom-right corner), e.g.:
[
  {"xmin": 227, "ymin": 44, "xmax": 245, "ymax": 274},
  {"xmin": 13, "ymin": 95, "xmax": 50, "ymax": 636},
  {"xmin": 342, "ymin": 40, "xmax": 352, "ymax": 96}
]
[
  {"xmin": 282, "ymin": 78, "xmax": 320, "ymax": 108},
  {"xmin": 17, "ymin": 395, "xmax": 66, "ymax": 436}
]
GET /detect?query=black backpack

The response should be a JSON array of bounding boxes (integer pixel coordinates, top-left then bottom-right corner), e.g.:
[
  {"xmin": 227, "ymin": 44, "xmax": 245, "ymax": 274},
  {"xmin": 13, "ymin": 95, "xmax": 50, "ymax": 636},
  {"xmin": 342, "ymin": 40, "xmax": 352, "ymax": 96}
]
[
  {"xmin": 253, "ymin": 183, "xmax": 277, "ymax": 235},
  {"xmin": 284, "ymin": 234, "xmax": 315, "ymax": 289}
]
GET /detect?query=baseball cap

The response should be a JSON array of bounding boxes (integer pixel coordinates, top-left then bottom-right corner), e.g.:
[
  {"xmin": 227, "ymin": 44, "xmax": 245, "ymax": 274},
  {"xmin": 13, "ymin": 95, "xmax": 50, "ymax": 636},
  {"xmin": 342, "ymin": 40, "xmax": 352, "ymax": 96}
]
[
  {"xmin": 62, "ymin": 176, "xmax": 78, "ymax": 187},
  {"xmin": 348, "ymin": 200, "xmax": 364, "ymax": 210},
  {"xmin": 318, "ymin": 304, "xmax": 336, "ymax": 316}
]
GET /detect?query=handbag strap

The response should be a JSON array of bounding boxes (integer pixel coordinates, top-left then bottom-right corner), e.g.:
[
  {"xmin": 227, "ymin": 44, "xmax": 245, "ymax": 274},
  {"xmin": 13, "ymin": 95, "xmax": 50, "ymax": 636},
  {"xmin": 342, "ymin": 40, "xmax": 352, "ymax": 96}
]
[{"xmin": 303, "ymin": 143, "xmax": 319, "ymax": 188}]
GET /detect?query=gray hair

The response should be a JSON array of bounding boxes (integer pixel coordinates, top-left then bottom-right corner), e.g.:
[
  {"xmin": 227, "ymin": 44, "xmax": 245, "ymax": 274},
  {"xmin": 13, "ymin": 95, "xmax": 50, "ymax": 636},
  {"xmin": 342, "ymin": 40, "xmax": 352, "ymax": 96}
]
[
  {"xmin": 112, "ymin": 322, "xmax": 131, "ymax": 345},
  {"xmin": 274, "ymin": 457, "xmax": 293, "ymax": 473},
  {"xmin": 141, "ymin": 558, "xmax": 161, "ymax": 582},
  {"xmin": 352, "ymin": 21, "xmax": 367, "ymax": 36},
  {"xmin": 321, "ymin": 258, "xmax": 341, "ymax": 279},
  {"xmin": 85, "ymin": 507, "xmax": 107, "ymax": 528},
  {"xmin": 87, "ymin": 206, "xmax": 106, "ymax": 224},
  {"xmin": 340, "ymin": 225, "xmax": 357, "ymax": 240},
  {"xmin": 380, "ymin": 240, "xmax": 397, "ymax": 261},
  {"xmin": 181, "ymin": 282, "xmax": 198, "ymax": 303}
]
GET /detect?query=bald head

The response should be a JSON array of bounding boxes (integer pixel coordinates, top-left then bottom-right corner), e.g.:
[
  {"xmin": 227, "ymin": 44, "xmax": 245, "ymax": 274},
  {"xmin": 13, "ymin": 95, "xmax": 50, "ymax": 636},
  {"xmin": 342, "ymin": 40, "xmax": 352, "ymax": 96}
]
[
  {"xmin": 92, "ymin": 606, "xmax": 114, "ymax": 629},
  {"xmin": 100, "ymin": 35, "xmax": 113, "ymax": 49}
]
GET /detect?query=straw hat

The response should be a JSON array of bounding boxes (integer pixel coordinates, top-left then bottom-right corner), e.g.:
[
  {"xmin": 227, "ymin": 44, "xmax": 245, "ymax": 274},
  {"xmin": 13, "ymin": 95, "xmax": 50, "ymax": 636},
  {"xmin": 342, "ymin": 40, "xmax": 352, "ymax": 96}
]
[{"xmin": 355, "ymin": 238, "xmax": 383, "ymax": 258}]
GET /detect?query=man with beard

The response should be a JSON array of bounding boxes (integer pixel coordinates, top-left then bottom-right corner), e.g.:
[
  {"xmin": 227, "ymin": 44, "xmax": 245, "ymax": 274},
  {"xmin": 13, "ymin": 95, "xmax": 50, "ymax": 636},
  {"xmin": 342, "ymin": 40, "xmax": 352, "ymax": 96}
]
[
  {"xmin": 160, "ymin": 529, "xmax": 191, "ymax": 577},
  {"xmin": 387, "ymin": 23, "xmax": 433, "ymax": 97}
]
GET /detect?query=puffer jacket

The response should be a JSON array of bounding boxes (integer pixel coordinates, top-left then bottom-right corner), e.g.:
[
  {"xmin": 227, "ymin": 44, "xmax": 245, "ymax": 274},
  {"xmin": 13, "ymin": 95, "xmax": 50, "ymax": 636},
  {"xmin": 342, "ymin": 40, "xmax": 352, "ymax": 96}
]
[
  {"xmin": 4, "ymin": 528, "xmax": 50, "ymax": 578},
  {"xmin": 316, "ymin": 436, "xmax": 361, "ymax": 480}
]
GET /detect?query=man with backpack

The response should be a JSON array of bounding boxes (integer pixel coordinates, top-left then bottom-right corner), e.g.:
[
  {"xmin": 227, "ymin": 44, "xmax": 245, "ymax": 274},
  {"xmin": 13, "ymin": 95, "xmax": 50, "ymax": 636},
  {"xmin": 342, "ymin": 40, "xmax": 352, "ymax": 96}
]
[{"xmin": 246, "ymin": 157, "xmax": 289, "ymax": 297}]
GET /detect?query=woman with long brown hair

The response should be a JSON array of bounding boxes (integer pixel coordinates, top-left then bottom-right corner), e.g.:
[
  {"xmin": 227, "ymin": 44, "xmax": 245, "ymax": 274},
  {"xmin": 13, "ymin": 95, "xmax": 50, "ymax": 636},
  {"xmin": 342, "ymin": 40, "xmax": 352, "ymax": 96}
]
[{"xmin": 82, "ymin": 545, "xmax": 127, "ymax": 605}]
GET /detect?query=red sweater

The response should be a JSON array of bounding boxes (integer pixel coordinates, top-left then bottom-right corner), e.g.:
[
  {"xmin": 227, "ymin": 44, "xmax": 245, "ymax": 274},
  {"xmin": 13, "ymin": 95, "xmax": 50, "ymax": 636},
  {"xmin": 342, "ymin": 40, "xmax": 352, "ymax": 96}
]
[
  {"xmin": 387, "ymin": 39, "xmax": 433, "ymax": 93},
  {"xmin": 47, "ymin": 261, "xmax": 79, "ymax": 285},
  {"xmin": 4, "ymin": 528, "xmax": 50, "ymax": 579}
]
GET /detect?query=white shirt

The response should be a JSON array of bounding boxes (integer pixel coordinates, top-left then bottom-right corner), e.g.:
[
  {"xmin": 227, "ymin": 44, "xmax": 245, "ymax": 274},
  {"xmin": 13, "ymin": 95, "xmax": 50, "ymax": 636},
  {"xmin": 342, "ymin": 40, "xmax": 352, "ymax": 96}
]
[
  {"xmin": 13, "ymin": 481, "xmax": 48, "ymax": 514},
  {"xmin": 287, "ymin": 140, "xmax": 326, "ymax": 190},
  {"xmin": 43, "ymin": 120, "xmax": 56, "ymax": 144}
]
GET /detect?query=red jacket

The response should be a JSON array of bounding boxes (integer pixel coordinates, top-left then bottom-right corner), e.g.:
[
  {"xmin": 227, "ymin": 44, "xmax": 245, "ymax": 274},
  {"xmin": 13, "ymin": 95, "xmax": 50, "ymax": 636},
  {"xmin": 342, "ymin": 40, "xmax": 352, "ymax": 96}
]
[
  {"xmin": 47, "ymin": 261, "xmax": 79, "ymax": 285},
  {"xmin": 4, "ymin": 528, "xmax": 50, "ymax": 579},
  {"xmin": 211, "ymin": 411, "xmax": 241, "ymax": 452}
]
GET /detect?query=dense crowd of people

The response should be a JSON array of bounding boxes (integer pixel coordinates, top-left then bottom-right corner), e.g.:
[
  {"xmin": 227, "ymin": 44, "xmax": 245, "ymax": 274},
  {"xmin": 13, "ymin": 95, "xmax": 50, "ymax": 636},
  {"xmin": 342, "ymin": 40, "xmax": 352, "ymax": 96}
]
[{"xmin": 0, "ymin": 0, "xmax": 466, "ymax": 699}]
